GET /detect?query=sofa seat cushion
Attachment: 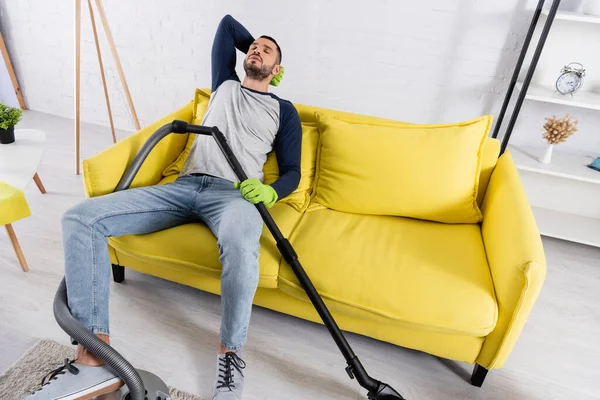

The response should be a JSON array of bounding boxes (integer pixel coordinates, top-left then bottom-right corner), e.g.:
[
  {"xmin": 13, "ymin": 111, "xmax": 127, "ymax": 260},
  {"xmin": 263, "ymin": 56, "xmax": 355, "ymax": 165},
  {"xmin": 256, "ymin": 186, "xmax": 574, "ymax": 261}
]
[
  {"xmin": 279, "ymin": 209, "xmax": 498, "ymax": 336},
  {"xmin": 108, "ymin": 187, "xmax": 304, "ymax": 288}
]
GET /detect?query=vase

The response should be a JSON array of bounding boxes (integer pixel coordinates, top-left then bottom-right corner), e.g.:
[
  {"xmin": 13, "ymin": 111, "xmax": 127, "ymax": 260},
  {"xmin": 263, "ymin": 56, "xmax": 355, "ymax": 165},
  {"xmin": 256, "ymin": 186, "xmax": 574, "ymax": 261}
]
[
  {"xmin": 0, "ymin": 126, "xmax": 15, "ymax": 144},
  {"xmin": 539, "ymin": 144, "xmax": 554, "ymax": 164}
]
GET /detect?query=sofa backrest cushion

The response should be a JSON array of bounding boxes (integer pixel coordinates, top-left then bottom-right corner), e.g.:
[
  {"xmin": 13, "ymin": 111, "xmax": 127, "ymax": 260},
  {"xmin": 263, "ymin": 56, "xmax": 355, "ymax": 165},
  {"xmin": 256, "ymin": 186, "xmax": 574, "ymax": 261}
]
[
  {"xmin": 294, "ymin": 102, "xmax": 499, "ymax": 207},
  {"xmin": 161, "ymin": 89, "xmax": 212, "ymax": 177},
  {"xmin": 478, "ymin": 138, "xmax": 500, "ymax": 206},
  {"xmin": 311, "ymin": 112, "xmax": 493, "ymax": 224}
]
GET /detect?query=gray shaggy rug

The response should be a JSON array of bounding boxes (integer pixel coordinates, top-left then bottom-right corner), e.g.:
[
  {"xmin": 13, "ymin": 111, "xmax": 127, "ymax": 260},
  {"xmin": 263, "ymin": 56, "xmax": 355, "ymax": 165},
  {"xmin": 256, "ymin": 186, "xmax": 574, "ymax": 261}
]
[{"xmin": 0, "ymin": 339, "xmax": 203, "ymax": 400}]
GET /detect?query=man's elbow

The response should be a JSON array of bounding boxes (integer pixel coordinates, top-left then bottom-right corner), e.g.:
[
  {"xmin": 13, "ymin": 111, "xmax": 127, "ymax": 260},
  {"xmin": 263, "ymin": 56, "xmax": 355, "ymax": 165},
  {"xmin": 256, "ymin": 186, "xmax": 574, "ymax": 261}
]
[{"xmin": 219, "ymin": 14, "xmax": 235, "ymax": 30}]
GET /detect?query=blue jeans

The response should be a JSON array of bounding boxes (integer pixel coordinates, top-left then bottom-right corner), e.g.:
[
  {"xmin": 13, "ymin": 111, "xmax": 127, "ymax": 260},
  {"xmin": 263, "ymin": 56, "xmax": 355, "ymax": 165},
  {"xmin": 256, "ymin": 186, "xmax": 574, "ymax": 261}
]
[{"xmin": 61, "ymin": 174, "xmax": 263, "ymax": 351}]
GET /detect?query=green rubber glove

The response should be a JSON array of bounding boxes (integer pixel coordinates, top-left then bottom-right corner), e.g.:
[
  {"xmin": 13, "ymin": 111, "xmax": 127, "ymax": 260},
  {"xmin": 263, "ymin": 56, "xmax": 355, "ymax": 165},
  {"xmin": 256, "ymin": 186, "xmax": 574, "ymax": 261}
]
[
  {"xmin": 234, "ymin": 178, "xmax": 278, "ymax": 208},
  {"xmin": 270, "ymin": 65, "xmax": 284, "ymax": 86}
]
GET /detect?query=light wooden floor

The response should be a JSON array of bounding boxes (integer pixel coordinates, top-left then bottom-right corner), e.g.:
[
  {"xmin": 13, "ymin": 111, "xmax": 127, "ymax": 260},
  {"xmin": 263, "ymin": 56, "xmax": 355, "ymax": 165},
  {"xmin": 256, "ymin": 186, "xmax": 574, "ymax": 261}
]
[{"xmin": 1, "ymin": 111, "xmax": 599, "ymax": 400}]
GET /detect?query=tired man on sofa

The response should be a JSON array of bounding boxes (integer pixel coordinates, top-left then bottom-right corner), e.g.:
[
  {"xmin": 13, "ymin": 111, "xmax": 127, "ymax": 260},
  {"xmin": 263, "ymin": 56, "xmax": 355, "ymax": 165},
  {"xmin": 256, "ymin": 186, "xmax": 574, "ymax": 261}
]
[{"xmin": 29, "ymin": 14, "xmax": 301, "ymax": 400}]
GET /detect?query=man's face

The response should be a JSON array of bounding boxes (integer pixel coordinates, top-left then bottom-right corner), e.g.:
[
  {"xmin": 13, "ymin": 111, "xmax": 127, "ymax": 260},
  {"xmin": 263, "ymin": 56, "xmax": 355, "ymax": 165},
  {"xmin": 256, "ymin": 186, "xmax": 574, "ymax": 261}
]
[{"xmin": 243, "ymin": 38, "xmax": 280, "ymax": 81}]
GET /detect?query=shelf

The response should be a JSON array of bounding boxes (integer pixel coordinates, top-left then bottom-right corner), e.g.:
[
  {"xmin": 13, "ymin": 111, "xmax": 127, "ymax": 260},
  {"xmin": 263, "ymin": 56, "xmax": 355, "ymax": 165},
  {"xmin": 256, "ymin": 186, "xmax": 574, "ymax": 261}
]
[
  {"xmin": 509, "ymin": 144, "xmax": 600, "ymax": 185},
  {"xmin": 541, "ymin": 9, "xmax": 600, "ymax": 24},
  {"xmin": 516, "ymin": 82, "xmax": 600, "ymax": 111},
  {"xmin": 532, "ymin": 206, "xmax": 600, "ymax": 247}
]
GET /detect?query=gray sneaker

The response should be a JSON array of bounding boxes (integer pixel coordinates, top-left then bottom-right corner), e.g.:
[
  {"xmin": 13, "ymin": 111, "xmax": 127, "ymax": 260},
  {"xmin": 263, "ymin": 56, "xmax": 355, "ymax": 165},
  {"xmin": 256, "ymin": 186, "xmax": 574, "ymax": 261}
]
[
  {"xmin": 26, "ymin": 358, "xmax": 123, "ymax": 400},
  {"xmin": 212, "ymin": 352, "xmax": 246, "ymax": 400}
]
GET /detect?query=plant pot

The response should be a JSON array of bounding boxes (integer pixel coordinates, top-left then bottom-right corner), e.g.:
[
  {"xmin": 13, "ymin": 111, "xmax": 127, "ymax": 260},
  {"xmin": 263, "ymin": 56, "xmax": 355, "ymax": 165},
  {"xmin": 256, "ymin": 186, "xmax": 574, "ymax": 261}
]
[
  {"xmin": 539, "ymin": 144, "xmax": 554, "ymax": 164},
  {"xmin": 0, "ymin": 126, "xmax": 15, "ymax": 144}
]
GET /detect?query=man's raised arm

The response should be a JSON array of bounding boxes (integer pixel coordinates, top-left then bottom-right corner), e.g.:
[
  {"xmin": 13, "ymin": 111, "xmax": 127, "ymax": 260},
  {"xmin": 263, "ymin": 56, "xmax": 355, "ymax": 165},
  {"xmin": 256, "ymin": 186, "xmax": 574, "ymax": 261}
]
[{"xmin": 211, "ymin": 15, "xmax": 255, "ymax": 92}]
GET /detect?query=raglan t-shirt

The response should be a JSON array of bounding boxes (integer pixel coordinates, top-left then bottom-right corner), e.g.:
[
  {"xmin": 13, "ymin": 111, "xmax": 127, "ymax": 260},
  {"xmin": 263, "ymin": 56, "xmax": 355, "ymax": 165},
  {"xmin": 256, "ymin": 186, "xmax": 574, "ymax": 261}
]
[{"xmin": 180, "ymin": 14, "xmax": 301, "ymax": 200}]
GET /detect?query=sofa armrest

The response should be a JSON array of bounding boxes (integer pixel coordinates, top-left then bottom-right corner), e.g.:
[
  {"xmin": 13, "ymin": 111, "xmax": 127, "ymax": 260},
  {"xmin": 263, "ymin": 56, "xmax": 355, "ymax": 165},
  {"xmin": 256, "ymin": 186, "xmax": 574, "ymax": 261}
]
[
  {"xmin": 82, "ymin": 101, "xmax": 194, "ymax": 198},
  {"xmin": 476, "ymin": 150, "xmax": 547, "ymax": 370}
]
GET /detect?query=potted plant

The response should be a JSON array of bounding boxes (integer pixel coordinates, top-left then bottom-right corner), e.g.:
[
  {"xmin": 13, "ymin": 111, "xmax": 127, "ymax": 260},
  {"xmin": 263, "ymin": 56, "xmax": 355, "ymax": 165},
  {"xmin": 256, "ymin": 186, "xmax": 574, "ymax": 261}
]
[{"xmin": 0, "ymin": 102, "xmax": 23, "ymax": 144}]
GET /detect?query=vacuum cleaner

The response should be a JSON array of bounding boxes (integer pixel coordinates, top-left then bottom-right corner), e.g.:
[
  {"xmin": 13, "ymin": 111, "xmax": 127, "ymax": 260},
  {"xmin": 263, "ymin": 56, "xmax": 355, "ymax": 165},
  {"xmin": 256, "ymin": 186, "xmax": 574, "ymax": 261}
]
[{"xmin": 53, "ymin": 120, "xmax": 406, "ymax": 400}]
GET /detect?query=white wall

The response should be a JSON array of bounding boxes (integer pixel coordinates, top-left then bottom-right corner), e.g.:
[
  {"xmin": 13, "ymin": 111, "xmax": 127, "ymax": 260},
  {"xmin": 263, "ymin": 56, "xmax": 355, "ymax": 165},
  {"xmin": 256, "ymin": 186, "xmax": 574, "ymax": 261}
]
[
  {"xmin": 1, "ymin": 0, "xmax": 600, "ymax": 155},
  {"xmin": 0, "ymin": 45, "xmax": 19, "ymax": 108}
]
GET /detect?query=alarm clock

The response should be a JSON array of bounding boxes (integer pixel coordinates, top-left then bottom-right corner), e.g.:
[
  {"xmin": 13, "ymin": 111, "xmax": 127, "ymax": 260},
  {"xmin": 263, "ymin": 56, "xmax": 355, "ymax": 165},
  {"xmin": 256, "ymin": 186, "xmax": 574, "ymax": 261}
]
[{"xmin": 555, "ymin": 62, "xmax": 585, "ymax": 95}]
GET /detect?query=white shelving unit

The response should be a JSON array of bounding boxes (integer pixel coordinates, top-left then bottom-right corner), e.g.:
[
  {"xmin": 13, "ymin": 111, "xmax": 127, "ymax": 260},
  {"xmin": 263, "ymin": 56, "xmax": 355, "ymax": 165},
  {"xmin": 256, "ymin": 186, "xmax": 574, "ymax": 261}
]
[
  {"xmin": 541, "ymin": 9, "xmax": 600, "ymax": 24},
  {"xmin": 506, "ymin": 6, "xmax": 600, "ymax": 248},
  {"xmin": 509, "ymin": 144, "xmax": 600, "ymax": 185},
  {"xmin": 515, "ymin": 81, "xmax": 600, "ymax": 111},
  {"xmin": 530, "ymin": 206, "xmax": 600, "ymax": 248},
  {"xmin": 508, "ymin": 144, "xmax": 600, "ymax": 247}
]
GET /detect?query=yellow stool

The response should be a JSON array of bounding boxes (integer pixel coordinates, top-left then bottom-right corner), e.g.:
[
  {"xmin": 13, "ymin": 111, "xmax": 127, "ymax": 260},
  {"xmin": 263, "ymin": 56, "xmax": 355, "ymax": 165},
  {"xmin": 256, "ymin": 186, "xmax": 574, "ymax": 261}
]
[{"xmin": 0, "ymin": 181, "xmax": 31, "ymax": 271}]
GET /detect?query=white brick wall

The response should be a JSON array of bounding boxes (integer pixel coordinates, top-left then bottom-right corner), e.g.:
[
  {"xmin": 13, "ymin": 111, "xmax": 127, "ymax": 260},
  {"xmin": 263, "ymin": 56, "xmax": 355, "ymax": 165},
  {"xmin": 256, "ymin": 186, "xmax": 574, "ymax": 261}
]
[{"xmin": 1, "ymin": 0, "xmax": 600, "ymax": 154}]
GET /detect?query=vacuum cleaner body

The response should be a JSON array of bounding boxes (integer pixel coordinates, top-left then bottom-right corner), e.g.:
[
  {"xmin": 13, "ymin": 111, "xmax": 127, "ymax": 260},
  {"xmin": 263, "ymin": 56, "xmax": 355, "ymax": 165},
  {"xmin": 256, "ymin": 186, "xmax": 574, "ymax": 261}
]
[{"xmin": 96, "ymin": 370, "xmax": 170, "ymax": 400}]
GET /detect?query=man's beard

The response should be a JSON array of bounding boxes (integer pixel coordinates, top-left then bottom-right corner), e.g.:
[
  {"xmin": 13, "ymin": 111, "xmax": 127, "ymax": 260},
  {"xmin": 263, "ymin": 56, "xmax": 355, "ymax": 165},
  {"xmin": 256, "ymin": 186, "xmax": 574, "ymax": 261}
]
[{"xmin": 243, "ymin": 59, "xmax": 273, "ymax": 81}]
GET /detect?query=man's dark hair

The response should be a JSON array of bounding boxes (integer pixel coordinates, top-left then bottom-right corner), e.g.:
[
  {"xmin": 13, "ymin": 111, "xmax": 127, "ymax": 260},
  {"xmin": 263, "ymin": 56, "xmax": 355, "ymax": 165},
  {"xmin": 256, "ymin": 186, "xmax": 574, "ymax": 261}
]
[{"xmin": 259, "ymin": 35, "xmax": 282, "ymax": 64}]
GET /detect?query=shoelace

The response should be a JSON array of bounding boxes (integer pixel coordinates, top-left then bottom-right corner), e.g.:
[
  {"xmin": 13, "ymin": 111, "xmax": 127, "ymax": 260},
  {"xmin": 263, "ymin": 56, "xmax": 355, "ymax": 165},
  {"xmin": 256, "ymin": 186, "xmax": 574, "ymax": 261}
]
[
  {"xmin": 216, "ymin": 352, "xmax": 246, "ymax": 390},
  {"xmin": 34, "ymin": 358, "xmax": 80, "ymax": 392}
]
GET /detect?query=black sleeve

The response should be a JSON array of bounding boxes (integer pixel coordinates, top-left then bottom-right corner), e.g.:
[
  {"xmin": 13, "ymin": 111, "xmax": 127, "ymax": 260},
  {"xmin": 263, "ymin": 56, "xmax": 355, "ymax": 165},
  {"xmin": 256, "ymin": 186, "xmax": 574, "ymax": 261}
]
[
  {"xmin": 270, "ymin": 101, "xmax": 302, "ymax": 199},
  {"xmin": 211, "ymin": 15, "xmax": 255, "ymax": 92}
]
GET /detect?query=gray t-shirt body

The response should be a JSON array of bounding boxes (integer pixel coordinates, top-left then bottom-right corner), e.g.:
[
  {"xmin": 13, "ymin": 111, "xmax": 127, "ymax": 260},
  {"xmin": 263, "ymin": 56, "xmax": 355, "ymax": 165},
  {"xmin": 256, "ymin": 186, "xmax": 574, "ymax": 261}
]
[{"xmin": 181, "ymin": 80, "xmax": 278, "ymax": 183}]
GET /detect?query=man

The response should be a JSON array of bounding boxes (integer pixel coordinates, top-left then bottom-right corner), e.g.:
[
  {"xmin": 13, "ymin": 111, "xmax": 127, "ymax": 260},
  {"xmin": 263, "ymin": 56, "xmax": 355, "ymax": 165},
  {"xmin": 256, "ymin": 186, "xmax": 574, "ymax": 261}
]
[{"xmin": 29, "ymin": 14, "xmax": 301, "ymax": 400}]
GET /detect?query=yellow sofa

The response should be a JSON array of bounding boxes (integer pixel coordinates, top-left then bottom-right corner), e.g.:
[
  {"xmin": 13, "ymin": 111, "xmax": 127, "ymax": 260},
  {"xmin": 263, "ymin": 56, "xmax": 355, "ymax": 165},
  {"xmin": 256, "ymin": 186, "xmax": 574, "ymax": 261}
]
[{"xmin": 82, "ymin": 90, "xmax": 546, "ymax": 387}]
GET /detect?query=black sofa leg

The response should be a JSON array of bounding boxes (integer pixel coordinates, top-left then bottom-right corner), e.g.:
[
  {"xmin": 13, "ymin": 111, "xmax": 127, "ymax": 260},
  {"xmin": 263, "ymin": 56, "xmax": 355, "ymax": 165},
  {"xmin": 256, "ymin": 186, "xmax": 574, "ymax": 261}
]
[
  {"xmin": 111, "ymin": 264, "xmax": 125, "ymax": 283},
  {"xmin": 471, "ymin": 364, "xmax": 489, "ymax": 387}
]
